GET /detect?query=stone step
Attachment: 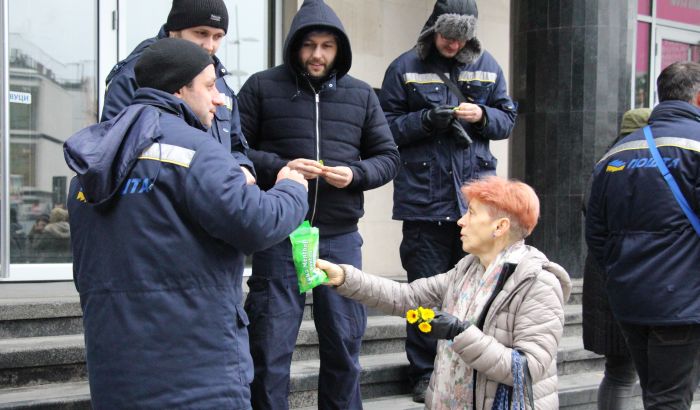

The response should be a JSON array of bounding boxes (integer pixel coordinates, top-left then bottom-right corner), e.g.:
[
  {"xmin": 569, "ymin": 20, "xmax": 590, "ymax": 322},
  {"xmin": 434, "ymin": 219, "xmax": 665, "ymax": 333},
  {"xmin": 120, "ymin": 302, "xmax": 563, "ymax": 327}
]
[
  {"xmin": 564, "ymin": 304, "xmax": 582, "ymax": 338},
  {"xmin": 3, "ymin": 373, "xmax": 699, "ymax": 410},
  {"xmin": 568, "ymin": 278, "xmax": 583, "ymax": 305},
  {"xmin": 294, "ymin": 316, "xmax": 405, "ymax": 361},
  {"xmin": 295, "ymin": 394, "xmax": 420, "ymax": 410},
  {"xmin": 0, "ymin": 298, "xmax": 82, "ymax": 339},
  {"xmin": 0, "ymin": 322, "xmax": 596, "ymax": 390},
  {"xmin": 288, "ymin": 352, "xmax": 410, "ymax": 408},
  {"xmin": 0, "ymin": 381, "xmax": 90, "ymax": 409},
  {"xmin": 0, "ymin": 335, "xmax": 86, "ymax": 389},
  {"xmin": 557, "ymin": 336, "xmax": 604, "ymax": 376}
]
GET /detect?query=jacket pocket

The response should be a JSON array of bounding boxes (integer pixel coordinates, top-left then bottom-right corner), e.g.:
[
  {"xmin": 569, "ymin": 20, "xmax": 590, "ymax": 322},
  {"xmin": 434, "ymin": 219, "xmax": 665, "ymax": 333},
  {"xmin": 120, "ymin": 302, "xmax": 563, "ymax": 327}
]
[
  {"xmin": 212, "ymin": 106, "xmax": 232, "ymax": 146},
  {"xmin": 463, "ymin": 82, "xmax": 493, "ymax": 105},
  {"xmin": 413, "ymin": 83, "xmax": 445, "ymax": 105},
  {"xmin": 400, "ymin": 160, "xmax": 433, "ymax": 205},
  {"xmin": 474, "ymin": 152, "xmax": 498, "ymax": 179},
  {"xmin": 464, "ymin": 144, "xmax": 498, "ymax": 182},
  {"xmin": 233, "ymin": 304, "xmax": 253, "ymax": 384}
]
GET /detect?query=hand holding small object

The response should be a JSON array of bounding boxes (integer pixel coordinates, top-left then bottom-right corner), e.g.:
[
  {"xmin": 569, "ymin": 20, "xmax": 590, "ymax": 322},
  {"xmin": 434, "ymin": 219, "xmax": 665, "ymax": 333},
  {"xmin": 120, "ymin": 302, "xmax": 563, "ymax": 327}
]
[
  {"xmin": 316, "ymin": 259, "xmax": 345, "ymax": 286},
  {"xmin": 287, "ymin": 158, "xmax": 324, "ymax": 179},
  {"xmin": 453, "ymin": 103, "xmax": 484, "ymax": 124}
]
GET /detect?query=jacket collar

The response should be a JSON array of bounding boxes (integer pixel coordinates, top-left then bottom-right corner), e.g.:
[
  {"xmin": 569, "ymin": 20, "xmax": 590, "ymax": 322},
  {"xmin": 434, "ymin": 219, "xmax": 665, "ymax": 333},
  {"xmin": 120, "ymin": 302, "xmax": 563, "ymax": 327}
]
[{"xmin": 649, "ymin": 100, "xmax": 700, "ymax": 124}]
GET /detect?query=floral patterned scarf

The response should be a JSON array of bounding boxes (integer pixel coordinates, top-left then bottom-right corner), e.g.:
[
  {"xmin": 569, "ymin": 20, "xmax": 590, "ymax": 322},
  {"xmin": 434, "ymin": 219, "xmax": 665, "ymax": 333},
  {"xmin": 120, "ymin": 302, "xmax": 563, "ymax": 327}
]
[{"xmin": 430, "ymin": 240, "xmax": 528, "ymax": 409}]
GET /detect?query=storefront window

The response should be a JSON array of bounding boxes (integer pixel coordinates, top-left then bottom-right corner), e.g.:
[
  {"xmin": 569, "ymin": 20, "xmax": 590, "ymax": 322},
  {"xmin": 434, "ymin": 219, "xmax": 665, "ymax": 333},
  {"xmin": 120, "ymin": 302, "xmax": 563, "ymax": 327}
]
[
  {"xmin": 638, "ymin": 0, "xmax": 652, "ymax": 16},
  {"xmin": 635, "ymin": 22, "xmax": 652, "ymax": 108},
  {"xmin": 657, "ymin": 0, "xmax": 700, "ymax": 25},
  {"xmin": 8, "ymin": 0, "xmax": 97, "ymax": 264}
]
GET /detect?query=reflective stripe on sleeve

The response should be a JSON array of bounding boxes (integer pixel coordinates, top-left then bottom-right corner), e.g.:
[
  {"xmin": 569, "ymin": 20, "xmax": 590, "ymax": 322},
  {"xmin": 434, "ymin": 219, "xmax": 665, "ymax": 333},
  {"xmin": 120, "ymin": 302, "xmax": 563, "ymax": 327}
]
[{"xmin": 139, "ymin": 143, "xmax": 196, "ymax": 168}]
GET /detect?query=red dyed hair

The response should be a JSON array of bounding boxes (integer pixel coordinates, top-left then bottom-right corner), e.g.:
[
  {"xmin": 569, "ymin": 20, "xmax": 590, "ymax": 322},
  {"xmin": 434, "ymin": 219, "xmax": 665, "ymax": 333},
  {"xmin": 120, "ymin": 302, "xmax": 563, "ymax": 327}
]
[{"xmin": 461, "ymin": 176, "xmax": 540, "ymax": 238}]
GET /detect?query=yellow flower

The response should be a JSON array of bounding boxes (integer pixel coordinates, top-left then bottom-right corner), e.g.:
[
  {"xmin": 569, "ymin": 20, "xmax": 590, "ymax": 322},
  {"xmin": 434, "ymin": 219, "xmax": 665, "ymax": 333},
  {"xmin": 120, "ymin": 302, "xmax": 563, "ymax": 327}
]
[
  {"xmin": 418, "ymin": 322, "xmax": 432, "ymax": 333},
  {"xmin": 406, "ymin": 309, "xmax": 419, "ymax": 324},
  {"xmin": 418, "ymin": 306, "xmax": 435, "ymax": 322}
]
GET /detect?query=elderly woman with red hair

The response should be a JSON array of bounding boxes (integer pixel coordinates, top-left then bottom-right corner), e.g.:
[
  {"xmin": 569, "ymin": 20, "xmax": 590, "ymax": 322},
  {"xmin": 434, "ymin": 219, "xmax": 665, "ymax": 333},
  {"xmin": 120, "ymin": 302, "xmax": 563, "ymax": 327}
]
[{"xmin": 318, "ymin": 176, "xmax": 571, "ymax": 409}]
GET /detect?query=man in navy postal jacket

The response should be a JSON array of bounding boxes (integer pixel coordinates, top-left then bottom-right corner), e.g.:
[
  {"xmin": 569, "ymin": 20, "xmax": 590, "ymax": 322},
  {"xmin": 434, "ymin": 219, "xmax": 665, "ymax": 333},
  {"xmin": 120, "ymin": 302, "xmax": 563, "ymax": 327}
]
[
  {"xmin": 378, "ymin": 0, "xmax": 517, "ymax": 402},
  {"xmin": 237, "ymin": 0, "xmax": 399, "ymax": 408},
  {"xmin": 101, "ymin": 0, "xmax": 256, "ymax": 184},
  {"xmin": 587, "ymin": 61, "xmax": 700, "ymax": 410},
  {"xmin": 65, "ymin": 38, "xmax": 308, "ymax": 409}
]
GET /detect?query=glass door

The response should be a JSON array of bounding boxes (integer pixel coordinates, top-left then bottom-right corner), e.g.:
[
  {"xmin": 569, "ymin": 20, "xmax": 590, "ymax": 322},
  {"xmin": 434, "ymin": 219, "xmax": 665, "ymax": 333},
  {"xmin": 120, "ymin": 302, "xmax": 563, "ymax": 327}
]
[
  {"xmin": 652, "ymin": 26, "xmax": 700, "ymax": 104},
  {"xmin": 3, "ymin": 0, "xmax": 100, "ymax": 280}
]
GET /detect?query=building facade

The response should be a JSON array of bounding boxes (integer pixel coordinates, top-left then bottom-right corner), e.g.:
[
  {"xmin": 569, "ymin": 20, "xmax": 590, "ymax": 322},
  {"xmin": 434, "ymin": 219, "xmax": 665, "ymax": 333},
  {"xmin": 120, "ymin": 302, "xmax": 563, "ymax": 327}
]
[{"xmin": 0, "ymin": 0, "xmax": 698, "ymax": 281}]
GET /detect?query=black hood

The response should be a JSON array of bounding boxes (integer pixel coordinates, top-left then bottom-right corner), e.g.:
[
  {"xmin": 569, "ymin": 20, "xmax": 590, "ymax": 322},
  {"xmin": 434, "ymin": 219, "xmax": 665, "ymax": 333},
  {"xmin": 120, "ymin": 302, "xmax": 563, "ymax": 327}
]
[
  {"xmin": 415, "ymin": 0, "xmax": 482, "ymax": 65},
  {"xmin": 283, "ymin": 0, "xmax": 352, "ymax": 79}
]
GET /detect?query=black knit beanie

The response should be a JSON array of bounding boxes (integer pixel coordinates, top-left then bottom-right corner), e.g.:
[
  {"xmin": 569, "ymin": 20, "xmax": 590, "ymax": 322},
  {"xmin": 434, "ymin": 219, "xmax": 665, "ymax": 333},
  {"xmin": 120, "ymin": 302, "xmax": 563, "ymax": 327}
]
[
  {"xmin": 134, "ymin": 38, "xmax": 213, "ymax": 94},
  {"xmin": 165, "ymin": 0, "xmax": 229, "ymax": 34}
]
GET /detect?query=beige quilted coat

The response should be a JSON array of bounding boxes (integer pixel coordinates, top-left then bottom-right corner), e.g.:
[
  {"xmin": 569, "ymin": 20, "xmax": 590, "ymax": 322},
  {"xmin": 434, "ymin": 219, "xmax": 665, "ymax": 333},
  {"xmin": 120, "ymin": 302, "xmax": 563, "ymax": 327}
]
[{"xmin": 336, "ymin": 246, "xmax": 571, "ymax": 410}]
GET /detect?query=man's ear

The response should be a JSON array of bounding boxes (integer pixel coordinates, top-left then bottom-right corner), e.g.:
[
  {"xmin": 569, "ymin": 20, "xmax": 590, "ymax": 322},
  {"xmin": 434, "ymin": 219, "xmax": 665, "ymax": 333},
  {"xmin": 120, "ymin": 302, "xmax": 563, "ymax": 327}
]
[{"xmin": 173, "ymin": 87, "xmax": 185, "ymax": 99}]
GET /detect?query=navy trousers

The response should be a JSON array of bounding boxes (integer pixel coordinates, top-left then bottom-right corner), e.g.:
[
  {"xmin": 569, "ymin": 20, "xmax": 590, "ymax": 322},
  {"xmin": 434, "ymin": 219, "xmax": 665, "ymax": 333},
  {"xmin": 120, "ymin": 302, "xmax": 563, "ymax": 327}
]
[
  {"xmin": 399, "ymin": 221, "xmax": 465, "ymax": 385},
  {"xmin": 620, "ymin": 323, "xmax": 700, "ymax": 410},
  {"xmin": 245, "ymin": 231, "xmax": 366, "ymax": 410}
]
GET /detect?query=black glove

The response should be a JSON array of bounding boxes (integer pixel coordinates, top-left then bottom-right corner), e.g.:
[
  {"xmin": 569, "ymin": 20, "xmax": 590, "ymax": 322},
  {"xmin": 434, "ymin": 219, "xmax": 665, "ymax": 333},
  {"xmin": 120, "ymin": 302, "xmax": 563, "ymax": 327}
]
[
  {"xmin": 450, "ymin": 120, "xmax": 473, "ymax": 147},
  {"xmin": 422, "ymin": 105, "xmax": 455, "ymax": 133},
  {"xmin": 430, "ymin": 310, "xmax": 471, "ymax": 340}
]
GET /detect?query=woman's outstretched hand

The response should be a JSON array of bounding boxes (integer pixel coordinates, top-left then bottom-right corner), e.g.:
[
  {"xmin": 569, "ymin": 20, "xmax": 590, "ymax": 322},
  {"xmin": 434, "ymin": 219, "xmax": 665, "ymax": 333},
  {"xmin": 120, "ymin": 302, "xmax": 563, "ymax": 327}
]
[{"xmin": 316, "ymin": 259, "xmax": 345, "ymax": 287}]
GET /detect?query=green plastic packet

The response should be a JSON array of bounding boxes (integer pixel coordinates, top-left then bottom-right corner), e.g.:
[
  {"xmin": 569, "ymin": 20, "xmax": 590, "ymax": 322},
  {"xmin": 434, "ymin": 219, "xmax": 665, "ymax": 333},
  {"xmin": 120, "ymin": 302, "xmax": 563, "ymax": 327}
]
[{"xmin": 289, "ymin": 221, "xmax": 328, "ymax": 293}]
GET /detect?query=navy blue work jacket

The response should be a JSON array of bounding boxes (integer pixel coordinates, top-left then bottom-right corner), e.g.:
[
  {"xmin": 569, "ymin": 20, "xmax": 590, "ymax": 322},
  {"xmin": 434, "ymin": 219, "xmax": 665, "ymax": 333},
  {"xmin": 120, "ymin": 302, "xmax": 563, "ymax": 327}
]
[
  {"xmin": 101, "ymin": 27, "xmax": 254, "ymax": 173},
  {"xmin": 65, "ymin": 88, "xmax": 308, "ymax": 408},
  {"xmin": 381, "ymin": 49, "xmax": 516, "ymax": 221},
  {"xmin": 586, "ymin": 100, "xmax": 700, "ymax": 325}
]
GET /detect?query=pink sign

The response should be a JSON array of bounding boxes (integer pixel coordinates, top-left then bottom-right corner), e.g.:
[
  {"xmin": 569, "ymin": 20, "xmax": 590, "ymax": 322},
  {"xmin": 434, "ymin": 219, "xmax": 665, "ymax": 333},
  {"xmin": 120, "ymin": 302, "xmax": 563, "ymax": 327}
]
[
  {"xmin": 657, "ymin": 0, "xmax": 700, "ymax": 25},
  {"xmin": 638, "ymin": 0, "xmax": 652, "ymax": 15},
  {"xmin": 636, "ymin": 22, "xmax": 651, "ymax": 73}
]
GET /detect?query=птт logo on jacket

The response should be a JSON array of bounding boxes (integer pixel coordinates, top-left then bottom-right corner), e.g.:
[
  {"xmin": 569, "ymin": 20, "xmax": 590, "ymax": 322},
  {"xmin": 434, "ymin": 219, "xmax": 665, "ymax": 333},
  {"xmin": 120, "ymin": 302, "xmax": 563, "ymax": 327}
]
[
  {"xmin": 121, "ymin": 178, "xmax": 153, "ymax": 195},
  {"xmin": 605, "ymin": 157, "xmax": 680, "ymax": 173}
]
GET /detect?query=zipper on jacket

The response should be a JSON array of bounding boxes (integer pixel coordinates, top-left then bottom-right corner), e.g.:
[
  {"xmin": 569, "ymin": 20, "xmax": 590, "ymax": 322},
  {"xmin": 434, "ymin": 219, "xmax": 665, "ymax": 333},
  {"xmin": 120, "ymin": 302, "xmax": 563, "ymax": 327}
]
[{"xmin": 310, "ymin": 91, "xmax": 321, "ymax": 225}]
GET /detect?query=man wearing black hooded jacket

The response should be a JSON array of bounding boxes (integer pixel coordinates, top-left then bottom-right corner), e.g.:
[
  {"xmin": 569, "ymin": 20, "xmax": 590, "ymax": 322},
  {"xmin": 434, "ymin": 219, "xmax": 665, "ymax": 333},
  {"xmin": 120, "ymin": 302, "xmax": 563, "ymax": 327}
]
[
  {"xmin": 379, "ymin": 0, "xmax": 517, "ymax": 402},
  {"xmin": 238, "ymin": 1, "xmax": 399, "ymax": 408}
]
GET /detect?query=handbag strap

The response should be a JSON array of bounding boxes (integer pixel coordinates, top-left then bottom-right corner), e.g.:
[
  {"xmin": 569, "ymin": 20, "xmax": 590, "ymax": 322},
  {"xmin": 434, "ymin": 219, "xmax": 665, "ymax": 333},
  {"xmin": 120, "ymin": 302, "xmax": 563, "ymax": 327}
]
[
  {"xmin": 522, "ymin": 354, "xmax": 535, "ymax": 410},
  {"xmin": 643, "ymin": 126, "xmax": 700, "ymax": 236},
  {"xmin": 492, "ymin": 350, "xmax": 535, "ymax": 410}
]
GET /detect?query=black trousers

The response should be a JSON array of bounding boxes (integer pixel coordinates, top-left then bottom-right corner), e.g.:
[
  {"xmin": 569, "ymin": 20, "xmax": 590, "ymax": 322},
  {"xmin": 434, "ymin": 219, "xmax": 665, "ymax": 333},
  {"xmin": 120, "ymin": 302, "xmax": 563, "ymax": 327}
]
[
  {"xmin": 620, "ymin": 323, "xmax": 700, "ymax": 410},
  {"xmin": 399, "ymin": 220, "xmax": 465, "ymax": 385}
]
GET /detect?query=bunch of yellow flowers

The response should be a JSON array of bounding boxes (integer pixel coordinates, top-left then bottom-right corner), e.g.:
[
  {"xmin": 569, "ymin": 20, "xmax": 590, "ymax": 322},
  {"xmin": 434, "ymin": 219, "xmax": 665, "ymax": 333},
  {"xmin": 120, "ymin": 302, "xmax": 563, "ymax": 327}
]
[{"xmin": 406, "ymin": 306, "xmax": 435, "ymax": 333}]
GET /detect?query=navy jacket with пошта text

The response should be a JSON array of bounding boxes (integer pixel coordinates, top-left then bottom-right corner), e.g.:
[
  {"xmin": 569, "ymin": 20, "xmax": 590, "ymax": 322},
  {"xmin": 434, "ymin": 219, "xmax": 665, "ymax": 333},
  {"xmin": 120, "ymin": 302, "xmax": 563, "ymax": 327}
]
[
  {"xmin": 101, "ymin": 26, "xmax": 255, "ymax": 174},
  {"xmin": 586, "ymin": 100, "xmax": 700, "ymax": 326},
  {"xmin": 238, "ymin": 0, "xmax": 399, "ymax": 237},
  {"xmin": 380, "ymin": 0, "xmax": 516, "ymax": 222},
  {"xmin": 65, "ymin": 87, "xmax": 308, "ymax": 408}
]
